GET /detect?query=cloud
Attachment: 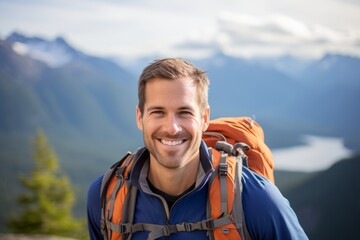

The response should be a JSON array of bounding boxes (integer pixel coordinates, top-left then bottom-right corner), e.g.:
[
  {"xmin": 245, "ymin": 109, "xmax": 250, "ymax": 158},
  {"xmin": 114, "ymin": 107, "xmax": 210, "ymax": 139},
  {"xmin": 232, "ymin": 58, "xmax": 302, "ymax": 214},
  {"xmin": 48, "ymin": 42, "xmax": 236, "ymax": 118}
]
[
  {"xmin": 340, "ymin": 0, "xmax": 360, "ymax": 6},
  {"xmin": 1, "ymin": 1, "xmax": 360, "ymax": 59},
  {"xmin": 218, "ymin": 14, "xmax": 311, "ymax": 44},
  {"xmin": 176, "ymin": 12, "xmax": 360, "ymax": 59}
]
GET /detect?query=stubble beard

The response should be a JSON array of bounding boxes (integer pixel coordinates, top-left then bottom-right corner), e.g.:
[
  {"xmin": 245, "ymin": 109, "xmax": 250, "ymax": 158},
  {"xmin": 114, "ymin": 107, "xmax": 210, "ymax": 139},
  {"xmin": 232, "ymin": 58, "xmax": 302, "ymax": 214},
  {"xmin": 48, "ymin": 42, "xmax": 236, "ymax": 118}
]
[{"xmin": 144, "ymin": 131, "xmax": 192, "ymax": 169}]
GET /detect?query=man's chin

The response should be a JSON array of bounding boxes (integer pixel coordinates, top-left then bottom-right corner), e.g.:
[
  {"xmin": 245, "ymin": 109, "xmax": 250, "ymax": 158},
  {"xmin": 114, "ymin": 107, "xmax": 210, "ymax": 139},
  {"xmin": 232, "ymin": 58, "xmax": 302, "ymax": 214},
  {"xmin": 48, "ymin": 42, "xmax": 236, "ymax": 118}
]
[{"xmin": 155, "ymin": 157, "xmax": 183, "ymax": 169}]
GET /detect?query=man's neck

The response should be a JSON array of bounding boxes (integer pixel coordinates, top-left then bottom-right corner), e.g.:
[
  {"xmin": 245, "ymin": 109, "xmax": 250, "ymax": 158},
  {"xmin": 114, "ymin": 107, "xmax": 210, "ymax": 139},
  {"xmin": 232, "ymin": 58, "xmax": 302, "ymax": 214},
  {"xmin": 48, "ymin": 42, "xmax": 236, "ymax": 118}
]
[{"xmin": 148, "ymin": 157, "xmax": 200, "ymax": 196}]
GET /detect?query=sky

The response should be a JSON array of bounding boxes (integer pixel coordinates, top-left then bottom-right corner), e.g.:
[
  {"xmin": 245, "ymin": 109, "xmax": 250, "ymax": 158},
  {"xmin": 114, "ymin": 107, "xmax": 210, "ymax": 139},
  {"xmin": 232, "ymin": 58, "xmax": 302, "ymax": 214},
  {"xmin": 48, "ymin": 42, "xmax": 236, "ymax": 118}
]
[{"xmin": 1, "ymin": 0, "xmax": 360, "ymax": 60}]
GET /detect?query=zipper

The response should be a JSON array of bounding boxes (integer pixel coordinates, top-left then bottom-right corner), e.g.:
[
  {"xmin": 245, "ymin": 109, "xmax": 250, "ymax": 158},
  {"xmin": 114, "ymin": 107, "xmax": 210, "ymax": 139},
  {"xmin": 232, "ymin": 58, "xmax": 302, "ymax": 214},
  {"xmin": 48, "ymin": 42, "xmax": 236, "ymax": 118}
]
[
  {"xmin": 145, "ymin": 186, "xmax": 197, "ymax": 240},
  {"xmin": 145, "ymin": 191, "xmax": 170, "ymax": 240}
]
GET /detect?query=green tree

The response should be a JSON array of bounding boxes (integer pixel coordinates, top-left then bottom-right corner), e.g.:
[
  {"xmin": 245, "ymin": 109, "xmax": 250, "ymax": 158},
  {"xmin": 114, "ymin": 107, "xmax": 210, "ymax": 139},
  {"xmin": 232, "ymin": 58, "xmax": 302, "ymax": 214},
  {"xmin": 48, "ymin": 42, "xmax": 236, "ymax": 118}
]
[{"xmin": 8, "ymin": 130, "xmax": 87, "ymax": 239}]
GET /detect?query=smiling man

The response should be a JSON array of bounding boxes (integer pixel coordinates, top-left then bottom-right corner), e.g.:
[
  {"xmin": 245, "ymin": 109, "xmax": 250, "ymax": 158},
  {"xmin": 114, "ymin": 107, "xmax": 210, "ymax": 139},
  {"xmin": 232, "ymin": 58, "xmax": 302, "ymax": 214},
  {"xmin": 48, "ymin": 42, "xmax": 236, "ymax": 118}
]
[
  {"xmin": 87, "ymin": 58, "xmax": 308, "ymax": 240},
  {"xmin": 137, "ymin": 75, "xmax": 209, "ymax": 196}
]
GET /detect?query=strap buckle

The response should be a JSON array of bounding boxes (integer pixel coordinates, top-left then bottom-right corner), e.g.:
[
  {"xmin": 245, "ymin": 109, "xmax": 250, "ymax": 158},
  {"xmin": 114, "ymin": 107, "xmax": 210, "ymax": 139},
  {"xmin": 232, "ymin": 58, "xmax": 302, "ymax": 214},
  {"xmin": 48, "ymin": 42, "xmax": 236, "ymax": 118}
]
[
  {"xmin": 119, "ymin": 224, "xmax": 128, "ymax": 234},
  {"xmin": 183, "ymin": 222, "xmax": 193, "ymax": 231},
  {"xmin": 163, "ymin": 224, "xmax": 178, "ymax": 236},
  {"xmin": 201, "ymin": 219, "xmax": 215, "ymax": 230},
  {"xmin": 219, "ymin": 162, "xmax": 228, "ymax": 176}
]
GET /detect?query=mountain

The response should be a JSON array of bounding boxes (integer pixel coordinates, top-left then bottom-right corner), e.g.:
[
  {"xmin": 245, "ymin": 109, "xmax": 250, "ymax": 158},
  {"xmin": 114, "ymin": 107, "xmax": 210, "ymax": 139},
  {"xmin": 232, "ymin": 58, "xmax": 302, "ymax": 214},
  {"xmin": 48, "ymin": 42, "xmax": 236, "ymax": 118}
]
[
  {"xmin": 1, "ymin": 32, "xmax": 139, "ymax": 135},
  {"xmin": 6, "ymin": 32, "xmax": 76, "ymax": 68},
  {"xmin": 191, "ymin": 52, "xmax": 360, "ymax": 150},
  {"xmin": 274, "ymin": 170, "xmax": 319, "ymax": 192},
  {"xmin": 0, "ymin": 34, "xmax": 142, "ymax": 158},
  {"xmin": 283, "ymin": 154, "xmax": 360, "ymax": 239},
  {"xmin": 251, "ymin": 55, "xmax": 314, "ymax": 78},
  {"xmin": 293, "ymin": 54, "xmax": 360, "ymax": 149},
  {"xmin": 3, "ymin": 33, "xmax": 359, "ymax": 151},
  {"xmin": 0, "ymin": 33, "xmax": 142, "ymax": 230}
]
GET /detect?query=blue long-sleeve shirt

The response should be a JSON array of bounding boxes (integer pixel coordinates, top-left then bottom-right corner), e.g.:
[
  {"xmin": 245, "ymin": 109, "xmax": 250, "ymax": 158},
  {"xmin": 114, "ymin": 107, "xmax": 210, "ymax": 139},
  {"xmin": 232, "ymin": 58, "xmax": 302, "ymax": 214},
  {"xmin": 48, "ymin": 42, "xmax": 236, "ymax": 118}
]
[{"xmin": 87, "ymin": 142, "xmax": 308, "ymax": 239}]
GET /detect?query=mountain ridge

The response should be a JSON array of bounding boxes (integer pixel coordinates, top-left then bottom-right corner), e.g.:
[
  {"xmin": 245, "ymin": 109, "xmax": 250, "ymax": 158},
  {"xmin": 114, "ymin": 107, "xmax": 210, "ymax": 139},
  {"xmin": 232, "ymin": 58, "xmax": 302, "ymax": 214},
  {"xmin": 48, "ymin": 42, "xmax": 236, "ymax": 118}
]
[{"xmin": 283, "ymin": 154, "xmax": 360, "ymax": 239}]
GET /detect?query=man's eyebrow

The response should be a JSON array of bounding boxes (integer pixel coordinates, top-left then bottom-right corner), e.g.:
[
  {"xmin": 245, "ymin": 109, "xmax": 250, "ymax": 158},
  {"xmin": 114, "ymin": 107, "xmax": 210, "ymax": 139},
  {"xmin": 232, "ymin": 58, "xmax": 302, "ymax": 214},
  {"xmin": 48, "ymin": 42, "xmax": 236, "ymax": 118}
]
[
  {"xmin": 145, "ymin": 106, "xmax": 165, "ymax": 111},
  {"xmin": 145, "ymin": 105, "xmax": 195, "ymax": 111},
  {"xmin": 178, "ymin": 105, "xmax": 196, "ymax": 111}
]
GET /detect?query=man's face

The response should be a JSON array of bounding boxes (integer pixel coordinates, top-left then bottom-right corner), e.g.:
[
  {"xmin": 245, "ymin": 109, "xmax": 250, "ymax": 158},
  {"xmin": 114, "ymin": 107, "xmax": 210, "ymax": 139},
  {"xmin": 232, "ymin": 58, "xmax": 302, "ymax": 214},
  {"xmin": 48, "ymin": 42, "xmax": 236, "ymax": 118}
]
[{"xmin": 136, "ymin": 77, "xmax": 210, "ymax": 169}]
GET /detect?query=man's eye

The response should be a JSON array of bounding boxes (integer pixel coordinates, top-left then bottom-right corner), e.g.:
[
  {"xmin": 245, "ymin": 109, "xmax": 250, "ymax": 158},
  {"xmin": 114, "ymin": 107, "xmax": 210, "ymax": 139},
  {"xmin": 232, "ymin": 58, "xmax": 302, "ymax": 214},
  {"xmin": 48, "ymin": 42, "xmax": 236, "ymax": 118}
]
[
  {"xmin": 151, "ymin": 111, "xmax": 164, "ymax": 116},
  {"xmin": 179, "ymin": 111, "xmax": 192, "ymax": 116}
]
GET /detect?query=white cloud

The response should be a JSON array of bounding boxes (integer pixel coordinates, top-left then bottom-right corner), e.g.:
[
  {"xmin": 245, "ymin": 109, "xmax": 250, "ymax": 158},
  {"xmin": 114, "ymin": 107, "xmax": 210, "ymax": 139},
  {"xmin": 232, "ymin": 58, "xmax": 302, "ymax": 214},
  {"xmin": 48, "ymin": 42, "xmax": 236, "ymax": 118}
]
[
  {"xmin": 1, "ymin": 0, "xmax": 360, "ymax": 59},
  {"xmin": 176, "ymin": 12, "xmax": 360, "ymax": 59}
]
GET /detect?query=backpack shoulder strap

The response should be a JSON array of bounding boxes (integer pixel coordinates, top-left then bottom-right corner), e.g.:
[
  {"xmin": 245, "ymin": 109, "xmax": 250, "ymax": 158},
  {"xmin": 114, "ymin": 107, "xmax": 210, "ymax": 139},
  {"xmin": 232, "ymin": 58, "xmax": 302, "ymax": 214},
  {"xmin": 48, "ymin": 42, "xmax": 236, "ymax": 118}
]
[
  {"xmin": 100, "ymin": 151, "xmax": 132, "ymax": 200},
  {"xmin": 209, "ymin": 142, "xmax": 252, "ymax": 240},
  {"xmin": 232, "ymin": 147, "xmax": 252, "ymax": 240},
  {"xmin": 100, "ymin": 151, "xmax": 134, "ymax": 239}
]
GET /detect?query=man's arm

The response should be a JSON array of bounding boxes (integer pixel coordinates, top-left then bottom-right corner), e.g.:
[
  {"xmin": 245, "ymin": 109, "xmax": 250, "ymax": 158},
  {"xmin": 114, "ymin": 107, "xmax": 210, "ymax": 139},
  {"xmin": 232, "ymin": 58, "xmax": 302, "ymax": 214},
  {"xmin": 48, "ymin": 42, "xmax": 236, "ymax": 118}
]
[
  {"xmin": 87, "ymin": 176, "xmax": 104, "ymax": 240},
  {"xmin": 242, "ymin": 168, "xmax": 308, "ymax": 240}
]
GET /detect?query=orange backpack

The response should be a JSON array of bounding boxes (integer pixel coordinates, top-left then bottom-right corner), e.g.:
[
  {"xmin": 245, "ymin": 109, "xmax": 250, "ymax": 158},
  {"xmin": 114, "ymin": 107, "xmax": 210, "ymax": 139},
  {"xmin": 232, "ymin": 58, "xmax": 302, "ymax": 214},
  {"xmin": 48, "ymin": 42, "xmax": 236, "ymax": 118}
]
[
  {"xmin": 203, "ymin": 117, "xmax": 274, "ymax": 184},
  {"xmin": 100, "ymin": 117, "xmax": 275, "ymax": 239}
]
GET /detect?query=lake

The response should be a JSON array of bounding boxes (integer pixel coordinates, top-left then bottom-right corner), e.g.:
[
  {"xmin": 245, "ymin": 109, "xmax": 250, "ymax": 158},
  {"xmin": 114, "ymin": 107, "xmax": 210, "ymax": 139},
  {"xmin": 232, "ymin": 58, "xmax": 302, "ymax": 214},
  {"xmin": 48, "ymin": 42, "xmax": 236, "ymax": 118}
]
[{"xmin": 272, "ymin": 135, "xmax": 353, "ymax": 172}]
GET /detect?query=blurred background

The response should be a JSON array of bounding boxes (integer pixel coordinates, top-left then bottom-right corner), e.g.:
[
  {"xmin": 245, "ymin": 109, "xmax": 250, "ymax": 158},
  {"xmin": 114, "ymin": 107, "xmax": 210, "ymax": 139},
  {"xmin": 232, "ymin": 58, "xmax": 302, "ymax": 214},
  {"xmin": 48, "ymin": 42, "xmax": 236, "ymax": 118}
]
[{"xmin": 0, "ymin": 0, "xmax": 359, "ymax": 239}]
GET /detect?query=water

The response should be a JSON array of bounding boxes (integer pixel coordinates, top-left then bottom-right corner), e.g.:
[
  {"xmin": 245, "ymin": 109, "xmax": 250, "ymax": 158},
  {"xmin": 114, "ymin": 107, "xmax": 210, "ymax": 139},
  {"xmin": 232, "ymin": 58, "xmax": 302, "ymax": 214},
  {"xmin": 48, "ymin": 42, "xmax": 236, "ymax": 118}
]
[{"xmin": 272, "ymin": 135, "xmax": 353, "ymax": 172}]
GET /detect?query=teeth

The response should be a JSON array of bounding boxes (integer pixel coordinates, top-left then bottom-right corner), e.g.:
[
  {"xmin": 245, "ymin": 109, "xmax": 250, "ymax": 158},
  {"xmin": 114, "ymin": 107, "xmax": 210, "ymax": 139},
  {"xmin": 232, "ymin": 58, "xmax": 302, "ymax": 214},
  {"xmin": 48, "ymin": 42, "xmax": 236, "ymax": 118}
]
[{"xmin": 161, "ymin": 139, "xmax": 183, "ymax": 146}]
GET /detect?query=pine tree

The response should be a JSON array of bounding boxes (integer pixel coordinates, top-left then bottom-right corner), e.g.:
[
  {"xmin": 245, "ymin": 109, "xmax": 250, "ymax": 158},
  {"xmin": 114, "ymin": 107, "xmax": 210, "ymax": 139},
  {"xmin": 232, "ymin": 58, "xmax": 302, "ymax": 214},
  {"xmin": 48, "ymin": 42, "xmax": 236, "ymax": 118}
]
[{"xmin": 8, "ymin": 130, "xmax": 86, "ymax": 238}]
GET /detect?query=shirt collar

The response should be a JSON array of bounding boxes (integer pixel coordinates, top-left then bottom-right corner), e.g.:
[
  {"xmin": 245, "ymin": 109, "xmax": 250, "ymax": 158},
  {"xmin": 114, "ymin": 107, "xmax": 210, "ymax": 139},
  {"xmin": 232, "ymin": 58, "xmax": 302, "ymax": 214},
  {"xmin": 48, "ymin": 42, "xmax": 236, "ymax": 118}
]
[{"xmin": 129, "ymin": 141, "xmax": 214, "ymax": 191}]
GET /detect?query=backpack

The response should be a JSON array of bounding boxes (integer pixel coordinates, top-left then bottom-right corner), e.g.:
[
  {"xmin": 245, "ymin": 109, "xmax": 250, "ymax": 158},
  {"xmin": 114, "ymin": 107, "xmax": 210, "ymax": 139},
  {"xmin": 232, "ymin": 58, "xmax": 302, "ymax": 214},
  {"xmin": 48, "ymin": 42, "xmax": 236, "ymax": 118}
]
[
  {"xmin": 100, "ymin": 117, "xmax": 275, "ymax": 240},
  {"xmin": 202, "ymin": 117, "xmax": 274, "ymax": 184}
]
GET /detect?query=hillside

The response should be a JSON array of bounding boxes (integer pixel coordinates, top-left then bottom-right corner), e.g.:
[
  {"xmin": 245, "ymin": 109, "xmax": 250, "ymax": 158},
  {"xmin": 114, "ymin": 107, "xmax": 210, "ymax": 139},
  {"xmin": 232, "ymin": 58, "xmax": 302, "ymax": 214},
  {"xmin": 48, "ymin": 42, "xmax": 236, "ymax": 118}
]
[
  {"xmin": 283, "ymin": 155, "xmax": 360, "ymax": 239},
  {"xmin": 0, "ymin": 36, "xmax": 142, "ymax": 230},
  {"xmin": 193, "ymin": 53, "xmax": 360, "ymax": 150},
  {"xmin": 274, "ymin": 170, "xmax": 319, "ymax": 192}
]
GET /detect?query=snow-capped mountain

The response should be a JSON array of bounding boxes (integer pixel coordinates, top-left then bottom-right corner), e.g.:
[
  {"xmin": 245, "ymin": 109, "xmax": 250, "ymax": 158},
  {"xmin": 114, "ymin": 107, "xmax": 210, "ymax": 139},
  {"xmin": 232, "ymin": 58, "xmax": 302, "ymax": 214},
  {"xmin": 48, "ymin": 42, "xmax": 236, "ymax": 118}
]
[{"xmin": 6, "ymin": 32, "xmax": 76, "ymax": 68}]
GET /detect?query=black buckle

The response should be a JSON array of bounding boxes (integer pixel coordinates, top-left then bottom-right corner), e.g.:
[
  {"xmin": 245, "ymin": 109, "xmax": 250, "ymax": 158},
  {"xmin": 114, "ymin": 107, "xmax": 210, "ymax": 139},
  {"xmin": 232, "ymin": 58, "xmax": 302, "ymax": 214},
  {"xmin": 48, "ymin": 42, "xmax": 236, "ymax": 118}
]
[
  {"xmin": 119, "ymin": 224, "xmax": 128, "ymax": 234},
  {"xmin": 202, "ymin": 219, "xmax": 215, "ymax": 230},
  {"xmin": 183, "ymin": 222, "xmax": 193, "ymax": 231},
  {"xmin": 168, "ymin": 224, "xmax": 178, "ymax": 234},
  {"xmin": 219, "ymin": 162, "xmax": 228, "ymax": 176},
  {"xmin": 163, "ymin": 224, "xmax": 178, "ymax": 236}
]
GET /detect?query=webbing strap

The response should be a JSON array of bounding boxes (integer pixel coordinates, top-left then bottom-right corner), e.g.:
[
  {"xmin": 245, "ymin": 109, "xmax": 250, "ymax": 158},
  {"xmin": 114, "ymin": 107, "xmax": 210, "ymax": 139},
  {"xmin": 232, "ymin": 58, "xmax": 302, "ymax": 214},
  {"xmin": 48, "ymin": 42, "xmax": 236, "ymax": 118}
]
[
  {"xmin": 105, "ymin": 154, "xmax": 134, "ymax": 238},
  {"xmin": 232, "ymin": 154, "xmax": 252, "ymax": 240},
  {"xmin": 219, "ymin": 152, "xmax": 228, "ymax": 215},
  {"xmin": 107, "ymin": 215, "xmax": 233, "ymax": 240},
  {"xmin": 108, "ymin": 177, "xmax": 123, "ymax": 220},
  {"xmin": 120, "ymin": 184, "xmax": 138, "ymax": 240},
  {"xmin": 108, "ymin": 222, "xmax": 158, "ymax": 235},
  {"xmin": 100, "ymin": 152, "xmax": 132, "ymax": 240}
]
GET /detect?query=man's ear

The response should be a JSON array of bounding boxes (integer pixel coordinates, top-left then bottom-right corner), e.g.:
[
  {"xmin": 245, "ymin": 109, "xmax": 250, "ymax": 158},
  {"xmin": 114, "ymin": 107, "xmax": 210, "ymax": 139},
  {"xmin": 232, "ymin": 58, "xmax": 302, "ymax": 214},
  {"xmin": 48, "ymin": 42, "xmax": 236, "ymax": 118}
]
[
  {"xmin": 136, "ymin": 106, "xmax": 143, "ymax": 131},
  {"xmin": 202, "ymin": 106, "xmax": 210, "ymax": 132}
]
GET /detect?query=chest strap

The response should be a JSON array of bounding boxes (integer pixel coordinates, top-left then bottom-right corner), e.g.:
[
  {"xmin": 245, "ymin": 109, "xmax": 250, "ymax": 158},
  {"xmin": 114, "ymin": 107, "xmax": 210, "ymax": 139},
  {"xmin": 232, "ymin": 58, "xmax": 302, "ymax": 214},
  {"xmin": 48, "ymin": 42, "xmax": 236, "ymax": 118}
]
[{"xmin": 107, "ymin": 214, "xmax": 234, "ymax": 240}]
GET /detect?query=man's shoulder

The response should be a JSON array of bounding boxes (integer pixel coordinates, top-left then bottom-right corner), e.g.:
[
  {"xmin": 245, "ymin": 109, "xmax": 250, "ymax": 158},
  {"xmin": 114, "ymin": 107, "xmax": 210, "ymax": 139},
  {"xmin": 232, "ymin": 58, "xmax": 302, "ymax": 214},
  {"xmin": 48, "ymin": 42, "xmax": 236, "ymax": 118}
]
[
  {"xmin": 87, "ymin": 175, "xmax": 104, "ymax": 239},
  {"xmin": 241, "ymin": 167, "xmax": 308, "ymax": 239},
  {"xmin": 242, "ymin": 167, "xmax": 289, "ymax": 212},
  {"xmin": 87, "ymin": 175, "xmax": 104, "ymax": 200}
]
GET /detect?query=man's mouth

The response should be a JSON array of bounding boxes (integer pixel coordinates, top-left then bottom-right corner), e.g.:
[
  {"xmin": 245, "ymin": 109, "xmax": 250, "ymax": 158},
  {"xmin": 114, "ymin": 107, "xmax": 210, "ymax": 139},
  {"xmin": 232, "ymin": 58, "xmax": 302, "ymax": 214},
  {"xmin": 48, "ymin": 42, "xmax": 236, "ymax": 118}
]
[{"xmin": 160, "ymin": 139, "xmax": 185, "ymax": 146}]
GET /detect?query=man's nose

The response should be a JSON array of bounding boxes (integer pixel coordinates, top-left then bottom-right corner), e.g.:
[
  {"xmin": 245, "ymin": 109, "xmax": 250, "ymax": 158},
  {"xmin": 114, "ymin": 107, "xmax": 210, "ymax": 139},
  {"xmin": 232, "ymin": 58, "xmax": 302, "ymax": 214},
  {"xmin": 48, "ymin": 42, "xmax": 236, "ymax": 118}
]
[{"xmin": 163, "ymin": 114, "xmax": 181, "ymax": 135}]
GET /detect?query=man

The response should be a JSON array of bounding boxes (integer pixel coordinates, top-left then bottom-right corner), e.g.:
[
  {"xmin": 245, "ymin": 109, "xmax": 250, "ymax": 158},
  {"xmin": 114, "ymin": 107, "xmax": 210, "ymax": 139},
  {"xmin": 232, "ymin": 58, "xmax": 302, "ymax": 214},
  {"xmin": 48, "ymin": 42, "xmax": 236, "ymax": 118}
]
[{"xmin": 87, "ymin": 58, "xmax": 308, "ymax": 239}]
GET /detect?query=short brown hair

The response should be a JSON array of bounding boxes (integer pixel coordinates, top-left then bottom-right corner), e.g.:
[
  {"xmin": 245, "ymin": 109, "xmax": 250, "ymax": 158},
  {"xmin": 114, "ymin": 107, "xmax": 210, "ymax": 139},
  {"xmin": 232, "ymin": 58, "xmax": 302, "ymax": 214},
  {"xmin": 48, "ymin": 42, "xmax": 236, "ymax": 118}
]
[{"xmin": 138, "ymin": 58, "xmax": 210, "ymax": 114}]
